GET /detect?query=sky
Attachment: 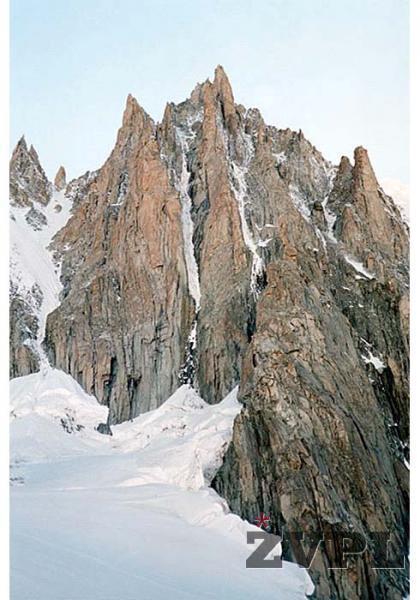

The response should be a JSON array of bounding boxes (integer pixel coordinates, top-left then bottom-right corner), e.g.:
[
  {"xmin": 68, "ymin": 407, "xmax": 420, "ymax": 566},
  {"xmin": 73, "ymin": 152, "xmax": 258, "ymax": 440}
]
[{"xmin": 10, "ymin": 0, "xmax": 409, "ymax": 184}]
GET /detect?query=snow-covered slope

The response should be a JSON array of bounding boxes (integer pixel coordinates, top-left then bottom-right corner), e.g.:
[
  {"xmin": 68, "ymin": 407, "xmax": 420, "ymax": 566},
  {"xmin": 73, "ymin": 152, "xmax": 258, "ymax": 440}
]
[
  {"xmin": 10, "ymin": 190, "xmax": 71, "ymax": 365},
  {"xmin": 10, "ymin": 370, "xmax": 313, "ymax": 599}
]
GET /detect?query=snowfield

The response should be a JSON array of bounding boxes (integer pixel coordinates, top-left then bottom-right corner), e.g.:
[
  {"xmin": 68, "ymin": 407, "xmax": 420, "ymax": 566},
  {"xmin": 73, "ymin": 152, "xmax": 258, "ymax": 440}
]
[{"xmin": 10, "ymin": 369, "xmax": 314, "ymax": 600}]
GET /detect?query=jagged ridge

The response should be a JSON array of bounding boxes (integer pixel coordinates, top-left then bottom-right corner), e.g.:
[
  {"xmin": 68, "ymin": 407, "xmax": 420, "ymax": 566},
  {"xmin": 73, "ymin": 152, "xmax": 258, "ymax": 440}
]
[{"xmin": 9, "ymin": 66, "xmax": 409, "ymax": 599}]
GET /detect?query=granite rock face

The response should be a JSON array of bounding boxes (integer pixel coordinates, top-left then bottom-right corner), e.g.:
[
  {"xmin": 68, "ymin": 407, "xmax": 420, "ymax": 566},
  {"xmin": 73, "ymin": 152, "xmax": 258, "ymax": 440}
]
[
  {"xmin": 213, "ymin": 146, "xmax": 409, "ymax": 598},
  {"xmin": 44, "ymin": 96, "xmax": 193, "ymax": 422},
  {"xmin": 10, "ymin": 67, "xmax": 409, "ymax": 598},
  {"xmin": 159, "ymin": 67, "xmax": 253, "ymax": 404}
]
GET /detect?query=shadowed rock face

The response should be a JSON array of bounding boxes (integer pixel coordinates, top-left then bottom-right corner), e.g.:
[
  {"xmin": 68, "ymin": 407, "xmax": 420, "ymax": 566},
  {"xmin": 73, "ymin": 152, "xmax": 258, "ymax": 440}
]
[
  {"xmin": 212, "ymin": 147, "xmax": 409, "ymax": 598},
  {"xmin": 10, "ymin": 66, "xmax": 409, "ymax": 598},
  {"xmin": 9, "ymin": 287, "xmax": 41, "ymax": 378},
  {"xmin": 212, "ymin": 260, "xmax": 408, "ymax": 598}
]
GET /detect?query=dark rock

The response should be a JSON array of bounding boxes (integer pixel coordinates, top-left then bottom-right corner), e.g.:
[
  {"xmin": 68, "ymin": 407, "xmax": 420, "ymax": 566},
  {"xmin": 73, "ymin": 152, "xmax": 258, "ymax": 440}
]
[{"xmin": 96, "ymin": 422, "xmax": 113, "ymax": 436}]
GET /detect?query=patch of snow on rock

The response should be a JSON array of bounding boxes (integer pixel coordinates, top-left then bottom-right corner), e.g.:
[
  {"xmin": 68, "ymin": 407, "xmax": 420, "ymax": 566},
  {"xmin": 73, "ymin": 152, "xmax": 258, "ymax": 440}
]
[
  {"xmin": 361, "ymin": 350, "xmax": 386, "ymax": 373},
  {"xmin": 344, "ymin": 255, "xmax": 375, "ymax": 280},
  {"xmin": 288, "ymin": 183, "xmax": 311, "ymax": 222}
]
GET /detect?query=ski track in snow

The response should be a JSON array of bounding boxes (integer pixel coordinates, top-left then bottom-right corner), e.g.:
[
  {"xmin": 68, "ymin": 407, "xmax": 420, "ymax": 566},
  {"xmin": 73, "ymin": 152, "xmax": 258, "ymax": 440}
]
[{"xmin": 10, "ymin": 370, "xmax": 314, "ymax": 600}]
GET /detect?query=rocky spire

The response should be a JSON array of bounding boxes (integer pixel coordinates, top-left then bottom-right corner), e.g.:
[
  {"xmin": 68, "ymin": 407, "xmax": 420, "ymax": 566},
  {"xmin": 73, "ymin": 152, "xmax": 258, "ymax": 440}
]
[
  {"xmin": 353, "ymin": 145, "xmax": 378, "ymax": 192},
  {"xmin": 212, "ymin": 65, "xmax": 237, "ymax": 133},
  {"xmin": 10, "ymin": 136, "xmax": 51, "ymax": 207},
  {"xmin": 328, "ymin": 155, "xmax": 353, "ymax": 212},
  {"xmin": 332, "ymin": 146, "xmax": 409, "ymax": 264},
  {"xmin": 110, "ymin": 93, "xmax": 156, "ymax": 159},
  {"xmin": 13, "ymin": 134, "xmax": 28, "ymax": 155},
  {"xmin": 121, "ymin": 93, "xmax": 152, "ymax": 133},
  {"xmin": 213, "ymin": 65, "xmax": 234, "ymax": 102},
  {"xmin": 44, "ymin": 89, "xmax": 191, "ymax": 423},
  {"xmin": 338, "ymin": 154, "xmax": 352, "ymax": 175},
  {"xmin": 54, "ymin": 166, "xmax": 66, "ymax": 191},
  {"xmin": 122, "ymin": 94, "xmax": 143, "ymax": 125}
]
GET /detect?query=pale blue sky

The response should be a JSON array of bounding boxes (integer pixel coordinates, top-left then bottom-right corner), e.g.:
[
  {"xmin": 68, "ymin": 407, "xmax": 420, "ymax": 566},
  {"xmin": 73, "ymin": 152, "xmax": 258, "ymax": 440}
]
[{"xmin": 11, "ymin": 0, "xmax": 408, "ymax": 183}]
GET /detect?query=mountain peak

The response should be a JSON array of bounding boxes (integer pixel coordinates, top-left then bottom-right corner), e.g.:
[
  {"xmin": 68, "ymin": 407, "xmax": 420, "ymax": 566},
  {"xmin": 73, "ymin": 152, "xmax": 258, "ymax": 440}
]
[
  {"xmin": 10, "ymin": 137, "xmax": 51, "ymax": 207},
  {"xmin": 214, "ymin": 64, "xmax": 230, "ymax": 84},
  {"xmin": 211, "ymin": 65, "xmax": 236, "ymax": 132},
  {"xmin": 353, "ymin": 145, "xmax": 378, "ymax": 191},
  {"xmin": 213, "ymin": 64, "xmax": 234, "ymax": 99},
  {"xmin": 54, "ymin": 165, "xmax": 67, "ymax": 191},
  {"xmin": 337, "ymin": 155, "xmax": 352, "ymax": 175},
  {"xmin": 11, "ymin": 135, "xmax": 29, "ymax": 164},
  {"xmin": 114, "ymin": 94, "xmax": 156, "ymax": 153},
  {"xmin": 15, "ymin": 135, "xmax": 27, "ymax": 152},
  {"xmin": 122, "ymin": 93, "xmax": 151, "ymax": 128},
  {"xmin": 125, "ymin": 92, "xmax": 139, "ymax": 108}
]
